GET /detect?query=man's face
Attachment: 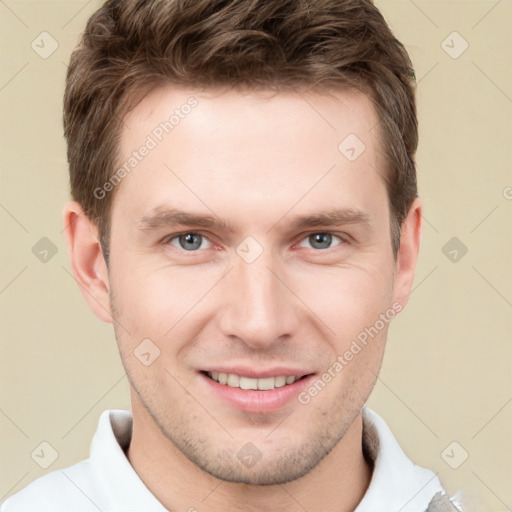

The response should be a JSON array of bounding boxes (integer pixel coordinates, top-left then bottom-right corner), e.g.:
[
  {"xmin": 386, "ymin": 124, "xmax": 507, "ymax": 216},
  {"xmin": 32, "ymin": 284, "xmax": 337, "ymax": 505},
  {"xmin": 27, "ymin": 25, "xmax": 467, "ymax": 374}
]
[{"xmin": 107, "ymin": 86, "xmax": 401, "ymax": 484}]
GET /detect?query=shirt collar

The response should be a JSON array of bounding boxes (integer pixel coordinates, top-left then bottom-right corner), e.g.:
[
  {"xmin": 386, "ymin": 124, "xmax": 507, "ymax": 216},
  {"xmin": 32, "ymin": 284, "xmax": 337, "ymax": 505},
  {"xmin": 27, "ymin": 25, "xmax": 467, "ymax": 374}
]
[
  {"xmin": 89, "ymin": 409, "xmax": 167, "ymax": 510},
  {"xmin": 356, "ymin": 408, "xmax": 445, "ymax": 512}
]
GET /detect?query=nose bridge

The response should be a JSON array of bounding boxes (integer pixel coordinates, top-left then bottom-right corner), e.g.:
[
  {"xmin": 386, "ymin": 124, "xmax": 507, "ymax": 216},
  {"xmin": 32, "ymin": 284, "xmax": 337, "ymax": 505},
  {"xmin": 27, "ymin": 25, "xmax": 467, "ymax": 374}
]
[{"xmin": 219, "ymin": 249, "xmax": 296, "ymax": 347}]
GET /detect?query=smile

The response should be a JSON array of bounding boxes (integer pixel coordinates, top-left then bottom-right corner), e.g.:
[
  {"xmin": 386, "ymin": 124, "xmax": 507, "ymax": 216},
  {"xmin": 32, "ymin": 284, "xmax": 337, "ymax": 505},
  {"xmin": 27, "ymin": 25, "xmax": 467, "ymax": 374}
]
[
  {"xmin": 200, "ymin": 368, "xmax": 315, "ymax": 413},
  {"xmin": 206, "ymin": 371, "xmax": 302, "ymax": 390}
]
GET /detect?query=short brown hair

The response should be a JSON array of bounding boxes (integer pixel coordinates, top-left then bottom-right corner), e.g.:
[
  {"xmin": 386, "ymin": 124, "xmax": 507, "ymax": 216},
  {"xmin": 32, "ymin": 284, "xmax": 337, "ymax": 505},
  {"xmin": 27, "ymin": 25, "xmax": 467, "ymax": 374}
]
[{"xmin": 64, "ymin": 0, "xmax": 417, "ymax": 263}]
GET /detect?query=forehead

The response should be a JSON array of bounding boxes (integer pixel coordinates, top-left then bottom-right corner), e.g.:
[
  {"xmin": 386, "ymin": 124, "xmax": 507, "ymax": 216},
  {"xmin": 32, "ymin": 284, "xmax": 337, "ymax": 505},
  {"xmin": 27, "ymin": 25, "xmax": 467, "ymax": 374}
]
[
  {"xmin": 112, "ymin": 86, "xmax": 387, "ymax": 227},
  {"xmin": 123, "ymin": 85, "xmax": 381, "ymax": 143}
]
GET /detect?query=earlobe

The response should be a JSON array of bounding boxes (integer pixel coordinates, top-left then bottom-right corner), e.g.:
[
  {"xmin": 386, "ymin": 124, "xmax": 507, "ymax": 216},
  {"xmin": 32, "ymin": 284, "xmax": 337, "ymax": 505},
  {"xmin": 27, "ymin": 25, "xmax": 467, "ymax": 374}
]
[
  {"xmin": 392, "ymin": 198, "xmax": 422, "ymax": 309},
  {"xmin": 62, "ymin": 201, "xmax": 113, "ymax": 324}
]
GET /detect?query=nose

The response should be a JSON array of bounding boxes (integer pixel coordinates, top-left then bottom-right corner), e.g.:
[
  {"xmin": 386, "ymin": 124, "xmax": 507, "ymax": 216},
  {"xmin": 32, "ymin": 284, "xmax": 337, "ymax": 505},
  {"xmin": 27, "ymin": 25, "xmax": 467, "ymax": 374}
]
[{"xmin": 218, "ymin": 251, "xmax": 299, "ymax": 350}]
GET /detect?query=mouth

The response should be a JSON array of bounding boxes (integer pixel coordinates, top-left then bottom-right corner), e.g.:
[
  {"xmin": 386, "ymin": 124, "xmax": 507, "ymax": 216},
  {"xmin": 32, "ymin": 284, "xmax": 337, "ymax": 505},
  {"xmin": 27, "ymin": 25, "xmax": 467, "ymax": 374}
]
[
  {"xmin": 204, "ymin": 371, "xmax": 308, "ymax": 390},
  {"xmin": 199, "ymin": 369, "xmax": 315, "ymax": 413}
]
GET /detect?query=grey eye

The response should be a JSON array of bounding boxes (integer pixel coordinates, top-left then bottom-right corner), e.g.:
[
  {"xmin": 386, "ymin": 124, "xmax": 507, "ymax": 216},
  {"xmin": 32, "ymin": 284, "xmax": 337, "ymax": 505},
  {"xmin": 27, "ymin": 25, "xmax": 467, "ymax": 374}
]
[
  {"xmin": 309, "ymin": 233, "xmax": 332, "ymax": 249},
  {"xmin": 170, "ymin": 233, "xmax": 210, "ymax": 251},
  {"xmin": 298, "ymin": 233, "xmax": 342, "ymax": 250}
]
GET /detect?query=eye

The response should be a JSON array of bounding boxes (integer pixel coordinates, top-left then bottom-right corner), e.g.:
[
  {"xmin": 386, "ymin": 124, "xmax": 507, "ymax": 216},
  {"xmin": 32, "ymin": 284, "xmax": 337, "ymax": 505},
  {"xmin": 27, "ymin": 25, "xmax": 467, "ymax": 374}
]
[
  {"xmin": 298, "ymin": 233, "xmax": 343, "ymax": 250},
  {"xmin": 167, "ymin": 232, "xmax": 212, "ymax": 251}
]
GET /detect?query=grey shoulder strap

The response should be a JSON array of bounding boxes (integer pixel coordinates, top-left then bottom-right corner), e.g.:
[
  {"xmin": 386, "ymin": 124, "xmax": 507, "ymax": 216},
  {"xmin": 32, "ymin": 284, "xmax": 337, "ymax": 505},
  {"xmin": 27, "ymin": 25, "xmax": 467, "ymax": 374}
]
[{"xmin": 425, "ymin": 492, "xmax": 462, "ymax": 512}]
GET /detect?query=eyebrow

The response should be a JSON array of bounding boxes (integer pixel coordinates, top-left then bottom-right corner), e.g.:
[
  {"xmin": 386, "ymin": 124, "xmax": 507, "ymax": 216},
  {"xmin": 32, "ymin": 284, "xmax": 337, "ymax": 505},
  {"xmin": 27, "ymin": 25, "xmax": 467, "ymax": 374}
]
[
  {"xmin": 137, "ymin": 208, "xmax": 234, "ymax": 232},
  {"xmin": 137, "ymin": 207, "xmax": 370, "ymax": 233},
  {"xmin": 288, "ymin": 208, "xmax": 370, "ymax": 230}
]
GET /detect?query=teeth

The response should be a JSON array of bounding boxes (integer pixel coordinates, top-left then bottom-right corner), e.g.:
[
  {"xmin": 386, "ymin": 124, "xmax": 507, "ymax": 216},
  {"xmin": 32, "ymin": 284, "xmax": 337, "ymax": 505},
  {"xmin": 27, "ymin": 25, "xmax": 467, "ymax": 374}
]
[
  {"xmin": 257, "ymin": 377, "xmax": 275, "ymax": 390},
  {"xmin": 208, "ymin": 372, "xmax": 299, "ymax": 390},
  {"xmin": 227, "ymin": 374, "xmax": 240, "ymax": 387},
  {"xmin": 240, "ymin": 377, "xmax": 258, "ymax": 390},
  {"xmin": 274, "ymin": 376, "xmax": 286, "ymax": 388}
]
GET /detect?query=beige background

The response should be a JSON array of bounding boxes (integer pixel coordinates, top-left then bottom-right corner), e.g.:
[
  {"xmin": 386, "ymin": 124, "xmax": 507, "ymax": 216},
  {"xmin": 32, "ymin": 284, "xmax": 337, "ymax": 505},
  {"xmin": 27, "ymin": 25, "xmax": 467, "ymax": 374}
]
[{"xmin": 1, "ymin": 0, "xmax": 511, "ymax": 509}]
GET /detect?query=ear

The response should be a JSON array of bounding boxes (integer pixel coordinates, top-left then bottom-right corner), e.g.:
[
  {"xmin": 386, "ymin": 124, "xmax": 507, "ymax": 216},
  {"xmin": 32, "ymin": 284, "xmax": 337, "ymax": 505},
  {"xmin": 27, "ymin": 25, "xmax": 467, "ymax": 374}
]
[
  {"xmin": 62, "ymin": 201, "xmax": 113, "ymax": 323},
  {"xmin": 392, "ymin": 198, "xmax": 422, "ymax": 309}
]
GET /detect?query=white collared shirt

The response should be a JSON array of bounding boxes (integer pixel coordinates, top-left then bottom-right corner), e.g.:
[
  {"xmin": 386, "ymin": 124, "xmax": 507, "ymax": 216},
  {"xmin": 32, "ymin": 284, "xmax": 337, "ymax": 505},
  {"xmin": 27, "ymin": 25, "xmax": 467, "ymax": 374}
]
[{"xmin": 1, "ymin": 408, "xmax": 460, "ymax": 511}]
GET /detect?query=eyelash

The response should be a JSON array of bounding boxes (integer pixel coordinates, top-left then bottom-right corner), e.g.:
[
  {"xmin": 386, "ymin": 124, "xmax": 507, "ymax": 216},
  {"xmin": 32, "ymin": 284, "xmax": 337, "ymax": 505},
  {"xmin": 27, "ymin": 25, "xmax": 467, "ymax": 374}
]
[{"xmin": 162, "ymin": 231, "xmax": 347, "ymax": 253}]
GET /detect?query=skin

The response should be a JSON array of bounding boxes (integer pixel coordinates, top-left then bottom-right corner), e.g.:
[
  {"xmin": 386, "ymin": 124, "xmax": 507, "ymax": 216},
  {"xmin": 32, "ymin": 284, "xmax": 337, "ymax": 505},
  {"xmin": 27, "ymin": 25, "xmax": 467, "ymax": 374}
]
[{"xmin": 63, "ymin": 86, "xmax": 421, "ymax": 512}]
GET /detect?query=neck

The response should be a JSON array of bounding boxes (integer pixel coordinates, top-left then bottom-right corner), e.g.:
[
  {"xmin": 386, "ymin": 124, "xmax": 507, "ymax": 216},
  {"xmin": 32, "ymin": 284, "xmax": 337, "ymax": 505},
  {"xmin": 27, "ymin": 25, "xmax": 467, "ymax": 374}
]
[{"xmin": 126, "ymin": 393, "xmax": 371, "ymax": 512}]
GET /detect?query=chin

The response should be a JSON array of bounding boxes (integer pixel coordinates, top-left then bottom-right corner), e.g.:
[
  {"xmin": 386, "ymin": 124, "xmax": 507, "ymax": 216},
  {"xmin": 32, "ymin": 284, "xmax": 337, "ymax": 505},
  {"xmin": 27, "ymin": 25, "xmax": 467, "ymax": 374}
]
[{"xmin": 193, "ymin": 453, "xmax": 320, "ymax": 486}]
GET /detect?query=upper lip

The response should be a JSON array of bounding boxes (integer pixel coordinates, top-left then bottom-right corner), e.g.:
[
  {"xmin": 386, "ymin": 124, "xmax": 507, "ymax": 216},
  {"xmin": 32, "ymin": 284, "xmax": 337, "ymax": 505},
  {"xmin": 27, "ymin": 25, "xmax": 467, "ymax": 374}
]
[{"xmin": 201, "ymin": 366, "xmax": 314, "ymax": 379}]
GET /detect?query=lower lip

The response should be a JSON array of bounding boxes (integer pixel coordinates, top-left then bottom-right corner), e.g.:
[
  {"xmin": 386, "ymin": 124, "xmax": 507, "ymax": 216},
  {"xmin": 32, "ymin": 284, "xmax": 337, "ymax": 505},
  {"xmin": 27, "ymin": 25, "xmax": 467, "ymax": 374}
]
[{"xmin": 199, "ymin": 372, "xmax": 315, "ymax": 414}]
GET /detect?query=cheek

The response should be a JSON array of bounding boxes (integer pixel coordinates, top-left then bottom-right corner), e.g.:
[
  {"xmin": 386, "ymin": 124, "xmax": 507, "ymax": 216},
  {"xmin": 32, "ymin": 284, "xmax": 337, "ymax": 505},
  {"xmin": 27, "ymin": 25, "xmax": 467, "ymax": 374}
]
[
  {"xmin": 110, "ymin": 262, "xmax": 221, "ymax": 342},
  {"xmin": 292, "ymin": 260, "xmax": 395, "ymax": 342}
]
